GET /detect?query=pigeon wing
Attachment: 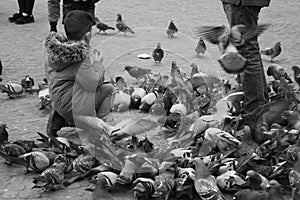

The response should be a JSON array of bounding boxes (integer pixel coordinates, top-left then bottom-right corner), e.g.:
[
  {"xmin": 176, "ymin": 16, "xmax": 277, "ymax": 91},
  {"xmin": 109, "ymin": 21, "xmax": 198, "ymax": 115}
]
[
  {"xmin": 237, "ymin": 23, "xmax": 271, "ymax": 41},
  {"xmin": 195, "ymin": 25, "xmax": 227, "ymax": 44}
]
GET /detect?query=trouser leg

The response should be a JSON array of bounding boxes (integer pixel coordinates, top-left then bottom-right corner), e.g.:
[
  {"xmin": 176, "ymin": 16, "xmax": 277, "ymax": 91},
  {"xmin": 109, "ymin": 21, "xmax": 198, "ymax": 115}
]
[
  {"xmin": 48, "ymin": 0, "xmax": 60, "ymax": 23},
  {"xmin": 24, "ymin": 0, "xmax": 35, "ymax": 15},
  {"xmin": 17, "ymin": 0, "xmax": 25, "ymax": 13},
  {"xmin": 222, "ymin": 3, "xmax": 269, "ymax": 115}
]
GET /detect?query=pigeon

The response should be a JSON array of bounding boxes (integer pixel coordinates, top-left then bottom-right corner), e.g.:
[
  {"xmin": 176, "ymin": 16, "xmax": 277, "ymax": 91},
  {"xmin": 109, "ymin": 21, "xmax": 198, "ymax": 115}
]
[
  {"xmin": 289, "ymin": 152, "xmax": 300, "ymax": 200},
  {"xmin": 21, "ymin": 75, "xmax": 34, "ymax": 92},
  {"xmin": 204, "ymin": 127, "xmax": 241, "ymax": 151},
  {"xmin": 32, "ymin": 162, "xmax": 65, "ymax": 192},
  {"xmin": 292, "ymin": 65, "xmax": 300, "ymax": 90},
  {"xmin": 0, "ymin": 82, "xmax": 24, "ymax": 97},
  {"xmin": 267, "ymin": 180, "xmax": 284, "ymax": 200},
  {"xmin": 152, "ymin": 42, "xmax": 164, "ymax": 63},
  {"xmin": 260, "ymin": 42, "xmax": 281, "ymax": 62},
  {"xmin": 195, "ymin": 23, "xmax": 266, "ymax": 74},
  {"xmin": 196, "ymin": 23, "xmax": 270, "ymax": 54},
  {"xmin": 95, "ymin": 17, "xmax": 115, "ymax": 34},
  {"xmin": 190, "ymin": 63, "xmax": 200, "ymax": 77},
  {"xmin": 116, "ymin": 14, "xmax": 135, "ymax": 36},
  {"xmin": 195, "ymin": 37, "xmax": 206, "ymax": 55},
  {"xmin": 167, "ymin": 20, "xmax": 178, "ymax": 38},
  {"xmin": 170, "ymin": 61, "xmax": 184, "ymax": 80},
  {"xmin": 282, "ymin": 110, "xmax": 300, "ymax": 130},
  {"xmin": 124, "ymin": 66, "xmax": 152, "ymax": 81},
  {"xmin": 237, "ymin": 125, "xmax": 261, "ymax": 157},
  {"xmin": 193, "ymin": 157, "xmax": 225, "ymax": 200},
  {"xmin": 267, "ymin": 64, "xmax": 292, "ymax": 83},
  {"xmin": 0, "ymin": 123, "xmax": 8, "ymax": 143},
  {"xmin": 132, "ymin": 177, "xmax": 156, "ymax": 200},
  {"xmin": 130, "ymin": 87, "xmax": 147, "ymax": 109},
  {"xmin": 92, "ymin": 173, "xmax": 114, "ymax": 200},
  {"xmin": 246, "ymin": 170, "xmax": 269, "ymax": 191},
  {"xmin": 19, "ymin": 151, "xmax": 51, "ymax": 172}
]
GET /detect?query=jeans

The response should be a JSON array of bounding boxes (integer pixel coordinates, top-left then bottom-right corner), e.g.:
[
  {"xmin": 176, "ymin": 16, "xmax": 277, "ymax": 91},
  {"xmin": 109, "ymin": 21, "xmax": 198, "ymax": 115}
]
[
  {"xmin": 48, "ymin": 0, "xmax": 95, "ymax": 23},
  {"xmin": 222, "ymin": 3, "xmax": 269, "ymax": 114}
]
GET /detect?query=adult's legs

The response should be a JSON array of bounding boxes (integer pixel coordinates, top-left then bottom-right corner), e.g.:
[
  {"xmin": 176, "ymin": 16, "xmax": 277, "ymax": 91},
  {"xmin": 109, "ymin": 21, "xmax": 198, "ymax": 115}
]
[
  {"xmin": 48, "ymin": 0, "xmax": 60, "ymax": 31},
  {"xmin": 14, "ymin": 0, "xmax": 35, "ymax": 24},
  {"xmin": 18, "ymin": 0, "xmax": 25, "ymax": 13},
  {"xmin": 222, "ymin": 3, "xmax": 269, "ymax": 115},
  {"xmin": 24, "ymin": 0, "xmax": 35, "ymax": 15},
  {"xmin": 8, "ymin": 0, "xmax": 24, "ymax": 22}
]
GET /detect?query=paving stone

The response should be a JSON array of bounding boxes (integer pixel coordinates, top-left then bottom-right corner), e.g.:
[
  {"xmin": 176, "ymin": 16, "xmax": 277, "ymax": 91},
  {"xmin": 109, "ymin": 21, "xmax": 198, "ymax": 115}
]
[
  {"xmin": 2, "ymin": 191, "xmax": 19, "ymax": 199},
  {"xmin": 66, "ymin": 182, "xmax": 81, "ymax": 189},
  {"xmin": 18, "ymin": 190, "xmax": 42, "ymax": 199}
]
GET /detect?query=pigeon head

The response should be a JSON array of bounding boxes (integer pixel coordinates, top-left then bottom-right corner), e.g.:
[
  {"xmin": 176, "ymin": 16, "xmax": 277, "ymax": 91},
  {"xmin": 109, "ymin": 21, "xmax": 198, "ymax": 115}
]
[
  {"xmin": 156, "ymin": 42, "xmax": 161, "ymax": 48},
  {"xmin": 292, "ymin": 65, "xmax": 300, "ymax": 72},
  {"xmin": 115, "ymin": 76, "xmax": 125, "ymax": 83},
  {"xmin": 116, "ymin": 13, "xmax": 122, "ymax": 21},
  {"xmin": 94, "ymin": 17, "xmax": 100, "ymax": 23},
  {"xmin": 245, "ymin": 170, "xmax": 257, "ymax": 179},
  {"xmin": 267, "ymin": 65, "xmax": 276, "ymax": 76},
  {"xmin": 193, "ymin": 157, "xmax": 211, "ymax": 177},
  {"xmin": 124, "ymin": 66, "xmax": 133, "ymax": 71},
  {"xmin": 275, "ymin": 42, "xmax": 281, "ymax": 47},
  {"xmin": 190, "ymin": 63, "xmax": 197, "ymax": 68},
  {"xmin": 267, "ymin": 180, "xmax": 281, "ymax": 188},
  {"xmin": 0, "ymin": 123, "xmax": 7, "ymax": 128}
]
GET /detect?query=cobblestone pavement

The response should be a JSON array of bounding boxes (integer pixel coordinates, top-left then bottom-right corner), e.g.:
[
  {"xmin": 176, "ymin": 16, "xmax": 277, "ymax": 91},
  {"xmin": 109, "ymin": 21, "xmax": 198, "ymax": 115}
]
[{"xmin": 1, "ymin": 0, "xmax": 300, "ymax": 199}]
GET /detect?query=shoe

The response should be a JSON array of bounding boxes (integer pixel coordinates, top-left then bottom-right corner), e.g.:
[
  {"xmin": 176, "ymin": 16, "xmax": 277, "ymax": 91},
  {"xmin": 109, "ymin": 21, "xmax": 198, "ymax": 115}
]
[
  {"xmin": 8, "ymin": 13, "xmax": 22, "ymax": 22},
  {"xmin": 15, "ymin": 15, "xmax": 34, "ymax": 25}
]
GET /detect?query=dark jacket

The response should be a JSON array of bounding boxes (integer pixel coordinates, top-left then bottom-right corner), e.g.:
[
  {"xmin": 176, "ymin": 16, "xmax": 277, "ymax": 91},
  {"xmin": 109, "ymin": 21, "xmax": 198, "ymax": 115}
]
[
  {"xmin": 45, "ymin": 32, "xmax": 105, "ymax": 123},
  {"xmin": 221, "ymin": 0, "xmax": 271, "ymax": 7}
]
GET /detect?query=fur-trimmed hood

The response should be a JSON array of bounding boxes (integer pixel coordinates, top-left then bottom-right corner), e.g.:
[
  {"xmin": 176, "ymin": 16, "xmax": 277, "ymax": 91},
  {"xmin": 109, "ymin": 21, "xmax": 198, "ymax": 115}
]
[{"xmin": 44, "ymin": 32, "xmax": 90, "ymax": 72}]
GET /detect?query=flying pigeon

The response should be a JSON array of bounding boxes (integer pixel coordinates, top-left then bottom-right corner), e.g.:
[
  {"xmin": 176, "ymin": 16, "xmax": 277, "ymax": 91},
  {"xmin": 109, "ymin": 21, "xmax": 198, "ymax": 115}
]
[
  {"xmin": 167, "ymin": 20, "xmax": 178, "ymax": 38},
  {"xmin": 116, "ymin": 14, "xmax": 135, "ymax": 36},
  {"xmin": 95, "ymin": 17, "xmax": 115, "ymax": 34},
  {"xmin": 195, "ymin": 37, "xmax": 206, "ymax": 55},
  {"xmin": 267, "ymin": 64, "xmax": 292, "ymax": 83},
  {"xmin": 124, "ymin": 66, "xmax": 152, "ymax": 81},
  {"xmin": 260, "ymin": 42, "xmax": 281, "ymax": 62},
  {"xmin": 196, "ymin": 23, "xmax": 270, "ymax": 53},
  {"xmin": 292, "ymin": 65, "xmax": 300, "ymax": 91},
  {"xmin": 152, "ymin": 42, "xmax": 164, "ymax": 63}
]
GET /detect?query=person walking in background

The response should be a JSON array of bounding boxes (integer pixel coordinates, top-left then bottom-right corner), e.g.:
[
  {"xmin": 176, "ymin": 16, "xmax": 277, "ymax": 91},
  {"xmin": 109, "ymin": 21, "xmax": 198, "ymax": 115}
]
[
  {"xmin": 221, "ymin": 0, "xmax": 271, "ymax": 114},
  {"xmin": 8, "ymin": 0, "xmax": 35, "ymax": 24},
  {"xmin": 48, "ymin": 0, "xmax": 100, "ymax": 32}
]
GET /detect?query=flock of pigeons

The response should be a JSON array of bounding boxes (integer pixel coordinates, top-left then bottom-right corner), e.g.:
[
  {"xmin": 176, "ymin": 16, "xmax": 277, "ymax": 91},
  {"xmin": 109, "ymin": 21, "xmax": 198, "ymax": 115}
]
[{"xmin": 1, "ymin": 13, "xmax": 300, "ymax": 200}]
